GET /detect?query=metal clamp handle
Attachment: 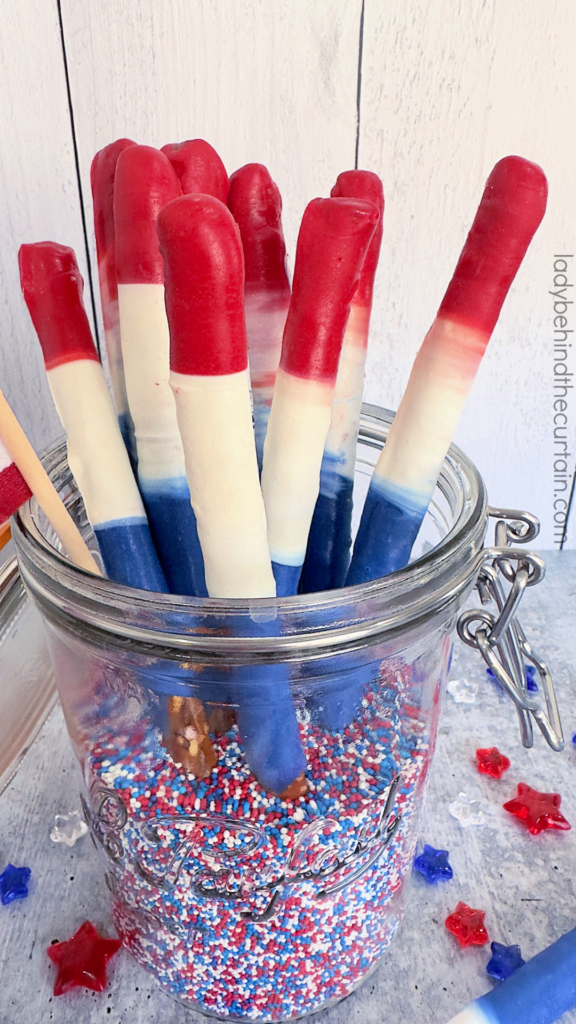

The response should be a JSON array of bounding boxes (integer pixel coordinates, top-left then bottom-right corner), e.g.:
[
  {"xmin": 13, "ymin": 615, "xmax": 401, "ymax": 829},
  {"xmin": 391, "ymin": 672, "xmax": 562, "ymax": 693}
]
[{"xmin": 457, "ymin": 508, "xmax": 564, "ymax": 752}]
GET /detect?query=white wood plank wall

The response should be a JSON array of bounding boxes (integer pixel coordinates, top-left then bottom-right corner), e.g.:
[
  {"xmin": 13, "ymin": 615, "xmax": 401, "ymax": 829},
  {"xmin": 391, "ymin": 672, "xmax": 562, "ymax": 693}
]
[
  {"xmin": 360, "ymin": 0, "xmax": 576, "ymax": 550},
  {"xmin": 0, "ymin": 1, "xmax": 95, "ymax": 451},
  {"xmin": 0, "ymin": 0, "xmax": 574, "ymax": 548}
]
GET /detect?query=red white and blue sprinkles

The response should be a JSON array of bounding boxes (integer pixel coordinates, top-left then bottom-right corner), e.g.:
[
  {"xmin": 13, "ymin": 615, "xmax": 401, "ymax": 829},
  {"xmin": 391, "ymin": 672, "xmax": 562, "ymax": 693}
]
[{"xmin": 81, "ymin": 661, "xmax": 436, "ymax": 1020}]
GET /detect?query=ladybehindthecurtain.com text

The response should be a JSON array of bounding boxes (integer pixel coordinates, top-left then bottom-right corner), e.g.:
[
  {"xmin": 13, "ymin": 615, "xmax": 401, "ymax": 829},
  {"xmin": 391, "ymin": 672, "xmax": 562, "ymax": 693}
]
[{"xmin": 552, "ymin": 255, "xmax": 574, "ymax": 547}]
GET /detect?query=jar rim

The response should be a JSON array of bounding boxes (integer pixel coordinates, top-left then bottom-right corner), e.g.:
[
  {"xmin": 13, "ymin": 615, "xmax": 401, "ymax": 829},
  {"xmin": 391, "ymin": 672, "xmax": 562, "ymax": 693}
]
[{"xmin": 12, "ymin": 405, "xmax": 488, "ymax": 659}]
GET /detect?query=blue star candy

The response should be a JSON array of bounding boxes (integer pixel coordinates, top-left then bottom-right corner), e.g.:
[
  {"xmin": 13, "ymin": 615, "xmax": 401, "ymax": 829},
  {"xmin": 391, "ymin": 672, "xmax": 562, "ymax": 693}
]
[
  {"xmin": 525, "ymin": 665, "xmax": 538, "ymax": 693},
  {"xmin": 0, "ymin": 863, "xmax": 31, "ymax": 905},
  {"xmin": 486, "ymin": 941, "xmax": 526, "ymax": 981},
  {"xmin": 487, "ymin": 666, "xmax": 538, "ymax": 691},
  {"xmin": 413, "ymin": 844, "xmax": 453, "ymax": 884}
]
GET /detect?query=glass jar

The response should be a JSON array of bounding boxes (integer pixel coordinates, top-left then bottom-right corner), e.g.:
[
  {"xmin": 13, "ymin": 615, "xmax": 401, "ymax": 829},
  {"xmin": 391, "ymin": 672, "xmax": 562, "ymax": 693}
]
[{"xmin": 13, "ymin": 405, "xmax": 488, "ymax": 1022}]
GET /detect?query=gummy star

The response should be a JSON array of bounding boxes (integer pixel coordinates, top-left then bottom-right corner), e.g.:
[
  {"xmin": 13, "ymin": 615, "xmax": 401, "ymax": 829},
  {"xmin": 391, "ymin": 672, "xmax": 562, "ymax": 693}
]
[
  {"xmin": 449, "ymin": 792, "xmax": 486, "ymax": 827},
  {"xmin": 0, "ymin": 863, "xmax": 31, "ymax": 905},
  {"xmin": 476, "ymin": 747, "xmax": 511, "ymax": 779},
  {"xmin": 486, "ymin": 665, "xmax": 538, "ymax": 691},
  {"xmin": 46, "ymin": 920, "xmax": 122, "ymax": 995},
  {"xmin": 525, "ymin": 665, "xmax": 539, "ymax": 693},
  {"xmin": 445, "ymin": 902, "xmax": 489, "ymax": 948},
  {"xmin": 447, "ymin": 678, "xmax": 478, "ymax": 704},
  {"xmin": 503, "ymin": 783, "xmax": 571, "ymax": 836},
  {"xmin": 486, "ymin": 940, "xmax": 526, "ymax": 981},
  {"xmin": 413, "ymin": 844, "xmax": 453, "ymax": 884},
  {"xmin": 50, "ymin": 810, "xmax": 89, "ymax": 847}
]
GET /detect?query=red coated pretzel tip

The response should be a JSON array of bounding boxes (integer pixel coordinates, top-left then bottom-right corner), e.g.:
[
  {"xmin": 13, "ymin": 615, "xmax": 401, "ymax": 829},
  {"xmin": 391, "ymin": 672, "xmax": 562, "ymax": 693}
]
[
  {"xmin": 438, "ymin": 155, "xmax": 548, "ymax": 335},
  {"xmin": 162, "ymin": 139, "xmax": 229, "ymax": 204},
  {"xmin": 18, "ymin": 242, "xmax": 98, "ymax": 370},
  {"xmin": 114, "ymin": 145, "xmax": 181, "ymax": 285},
  {"xmin": 91, "ymin": 139, "xmax": 136, "ymax": 261},
  {"xmin": 331, "ymin": 171, "xmax": 385, "ymax": 308},
  {"xmin": 280, "ymin": 197, "xmax": 380, "ymax": 382},
  {"xmin": 228, "ymin": 163, "xmax": 289, "ymax": 290},
  {"xmin": 158, "ymin": 194, "xmax": 247, "ymax": 377}
]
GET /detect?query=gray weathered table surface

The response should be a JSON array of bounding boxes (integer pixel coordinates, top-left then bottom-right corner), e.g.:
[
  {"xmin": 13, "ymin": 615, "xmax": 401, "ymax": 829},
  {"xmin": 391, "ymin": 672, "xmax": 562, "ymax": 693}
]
[{"xmin": 0, "ymin": 552, "xmax": 575, "ymax": 1024}]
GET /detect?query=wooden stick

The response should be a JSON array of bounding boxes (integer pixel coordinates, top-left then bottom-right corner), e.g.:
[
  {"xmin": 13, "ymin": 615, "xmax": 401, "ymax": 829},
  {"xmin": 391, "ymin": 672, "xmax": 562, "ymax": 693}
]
[{"xmin": 0, "ymin": 388, "xmax": 101, "ymax": 575}]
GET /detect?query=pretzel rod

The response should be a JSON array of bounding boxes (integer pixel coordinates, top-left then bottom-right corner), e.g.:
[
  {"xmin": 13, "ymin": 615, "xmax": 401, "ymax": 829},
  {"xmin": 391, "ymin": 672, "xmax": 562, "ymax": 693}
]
[
  {"xmin": 19, "ymin": 242, "xmax": 167, "ymax": 592},
  {"xmin": 447, "ymin": 925, "xmax": 576, "ymax": 1024},
  {"xmin": 160, "ymin": 194, "xmax": 275, "ymax": 599},
  {"xmin": 90, "ymin": 138, "xmax": 137, "ymax": 462},
  {"xmin": 115, "ymin": 144, "xmax": 206, "ymax": 597},
  {"xmin": 348, "ymin": 156, "xmax": 548, "ymax": 586},
  {"xmin": 301, "ymin": 171, "xmax": 384, "ymax": 593},
  {"xmin": 261, "ymin": 196, "xmax": 379, "ymax": 596},
  {"xmin": 0, "ymin": 387, "xmax": 100, "ymax": 574},
  {"xmin": 227, "ymin": 163, "xmax": 291, "ymax": 470},
  {"xmin": 159, "ymin": 192, "xmax": 306, "ymax": 797}
]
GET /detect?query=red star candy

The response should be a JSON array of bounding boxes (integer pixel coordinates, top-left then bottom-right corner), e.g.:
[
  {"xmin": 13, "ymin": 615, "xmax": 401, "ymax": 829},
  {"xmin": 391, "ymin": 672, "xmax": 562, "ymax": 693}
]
[
  {"xmin": 46, "ymin": 920, "xmax": 122, "ymax": 995},
  {"xmin": 445, "ymin": 902, "xmax": 489, "ymax": 948},
  {"xmin": 476, "ymin": 746, "xmax": 511, "ymax": 779},
  {"xmin": 503, "ymin": 783, "xmax": 571, "ymax": 836}
]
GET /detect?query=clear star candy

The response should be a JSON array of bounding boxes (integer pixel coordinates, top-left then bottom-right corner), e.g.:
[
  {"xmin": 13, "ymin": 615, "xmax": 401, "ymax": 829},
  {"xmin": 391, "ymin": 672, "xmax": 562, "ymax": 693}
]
[
  {"xmin": 449, "ymin": 792, "xmax": 486, "ymax": 827},
  {"xmin": 447, "ymin": 678, "xmax": 478, "ymax": 704},
  {"xmin": 50, "ymin": 810, "xmax": 88, "ymax": 847}
]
